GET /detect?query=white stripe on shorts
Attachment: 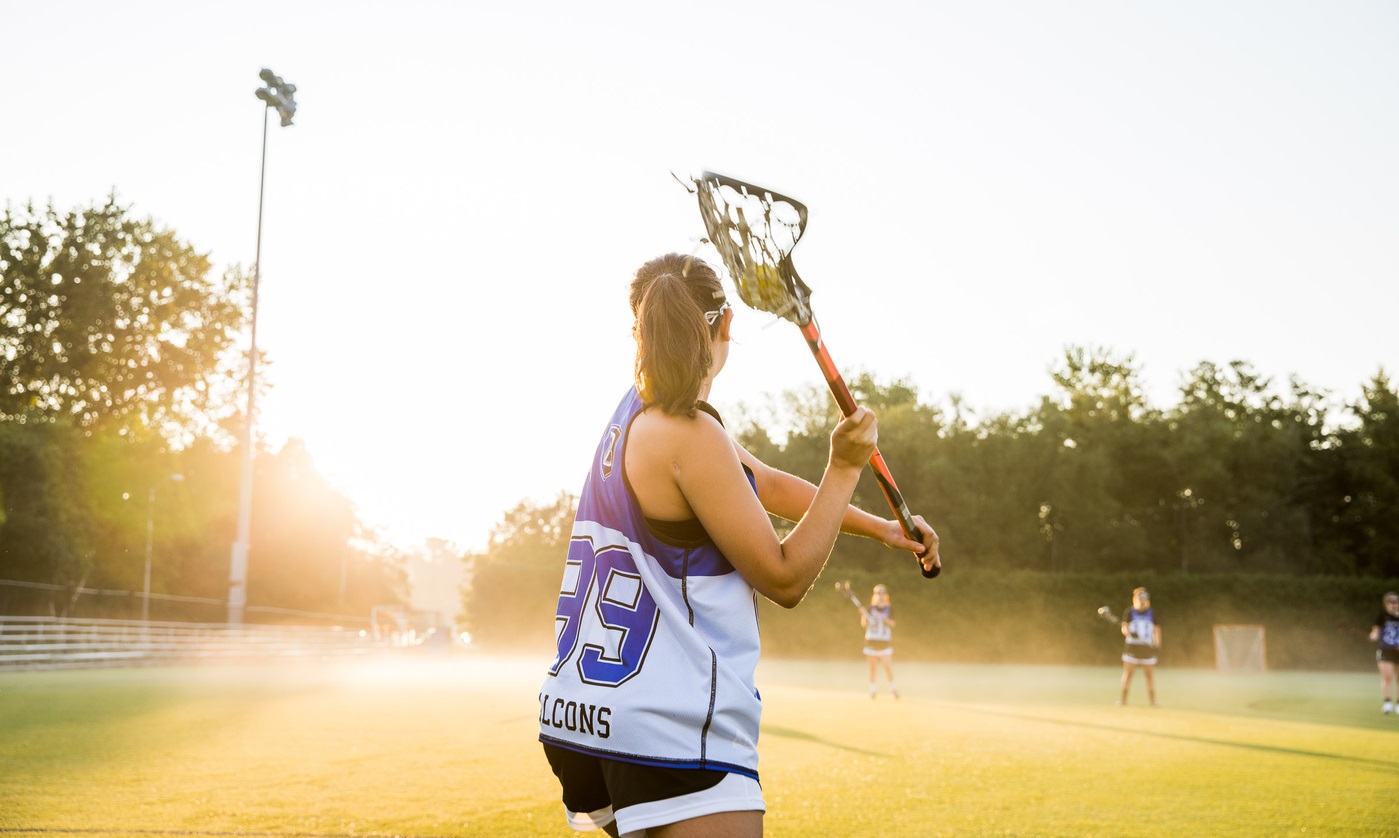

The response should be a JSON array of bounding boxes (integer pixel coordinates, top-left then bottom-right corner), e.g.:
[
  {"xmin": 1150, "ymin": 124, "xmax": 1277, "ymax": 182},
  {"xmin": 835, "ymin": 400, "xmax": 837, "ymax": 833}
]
[
  {"xmin": 564, "ymin": 804, "xmax": 615, "ymax": 832},
  {"xmin": 615, "ymin": 771, "xmax": 765, "ymax": 835}
]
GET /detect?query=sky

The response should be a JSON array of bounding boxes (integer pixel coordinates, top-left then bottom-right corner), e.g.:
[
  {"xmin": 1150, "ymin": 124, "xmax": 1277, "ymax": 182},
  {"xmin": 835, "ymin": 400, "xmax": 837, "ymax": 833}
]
[{"xmin": 2, "ymin": 1, "xmax": 1396, "ymax": 554}]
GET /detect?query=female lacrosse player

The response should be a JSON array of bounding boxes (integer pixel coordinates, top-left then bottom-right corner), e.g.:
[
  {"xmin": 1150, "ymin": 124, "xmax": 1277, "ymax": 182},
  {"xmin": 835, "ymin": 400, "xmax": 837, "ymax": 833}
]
[
  {"xmin": 1118, "ymin": 587, "xmax": 1160, "ymax": 707},
  {"xmin": 861, "ymin": 584, "xmax": 898, "ymax": 699},
  {"xmin": 1369, "ymin": 592, "xmax": 1399, "ymax": 714},
  {"xmin": 538, "ymin": 253, "xmax": 939, "ymax": 838}
]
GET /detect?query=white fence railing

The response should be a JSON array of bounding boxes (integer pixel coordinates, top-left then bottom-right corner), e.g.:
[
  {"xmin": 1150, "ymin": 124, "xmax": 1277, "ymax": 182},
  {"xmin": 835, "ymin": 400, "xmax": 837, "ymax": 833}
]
[{"xmin": 0, "ymin": 616, "xmax": 382, "ymax": 671}]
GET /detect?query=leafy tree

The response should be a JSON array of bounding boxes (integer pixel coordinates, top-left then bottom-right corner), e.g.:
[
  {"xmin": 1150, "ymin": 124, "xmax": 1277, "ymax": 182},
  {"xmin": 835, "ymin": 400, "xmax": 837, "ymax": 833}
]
[
  {"xmin": 463, "ymin": 492, "xmax": 576, "ymax": 648},
  {"xmin": 0, "ymin": 197, "xmax": 248, "ymax": 439},
  {"xmin": 1036, "ymin": 346, "xmax": 1163, "ymax": 572},
  {"xmin": 0, "ymin": 421, "xmax": 92, "ymax": 594},
  {"xmin": 1168, "ymin": 362, "xmax": 1324, "ymax": 573},
  {"xmin": 1319, "ymin": 370, "xmax": 1399, "ymax": 576},
  {"xmin": 1050, "ymin": 345, "xmax": 1150, "ymax": 423},
  {"xmin": 929, "ymin": 406, "xmax": 1038, "ymax": 571}
]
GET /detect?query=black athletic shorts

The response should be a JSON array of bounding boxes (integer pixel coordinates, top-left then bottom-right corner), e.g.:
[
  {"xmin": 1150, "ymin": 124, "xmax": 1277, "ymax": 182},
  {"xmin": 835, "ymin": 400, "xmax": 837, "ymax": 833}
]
[
  {"xmin": 1378, "ymin": 647, "xmax": 1399, "ymax": 665},
  {"xmin": 542, "ymin": 742, "xmax": 727, "ymax": 816}
]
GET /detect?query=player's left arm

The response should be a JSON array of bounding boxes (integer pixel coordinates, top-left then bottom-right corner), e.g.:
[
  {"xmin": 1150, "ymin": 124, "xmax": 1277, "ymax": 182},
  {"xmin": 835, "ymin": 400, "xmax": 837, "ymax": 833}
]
[
  {"xmin": 1153, "ymin": 624, "xmax": 1162, "ymax": 649},
  {"xmin": 735, "ymin": 441, "xmax": 930, "ymax": 553}
]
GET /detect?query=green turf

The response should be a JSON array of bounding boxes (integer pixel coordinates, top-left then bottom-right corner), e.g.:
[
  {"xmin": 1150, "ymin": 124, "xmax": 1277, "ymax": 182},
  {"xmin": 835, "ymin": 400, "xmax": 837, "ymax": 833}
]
[{"xmin": 0, "ymin": 656, "xmax": 1394, "ymax": 837}]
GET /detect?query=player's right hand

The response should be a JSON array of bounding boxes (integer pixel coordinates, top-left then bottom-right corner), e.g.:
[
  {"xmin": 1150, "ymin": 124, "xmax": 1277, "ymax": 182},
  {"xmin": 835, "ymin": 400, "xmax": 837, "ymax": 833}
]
[{"xmin": 829, "ymin": 406, "xmax": 878, "ymax": 471}]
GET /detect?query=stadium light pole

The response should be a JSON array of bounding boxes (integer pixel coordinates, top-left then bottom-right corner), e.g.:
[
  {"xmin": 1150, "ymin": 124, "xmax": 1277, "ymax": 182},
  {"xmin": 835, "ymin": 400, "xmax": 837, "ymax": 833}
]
[
  {"xmin": 229, "ymin": 68, "xmax": 298, "ymax": 625},
  {"xmin": 143, "ymin": 473, "xmax": 184, "ymax": 623}
]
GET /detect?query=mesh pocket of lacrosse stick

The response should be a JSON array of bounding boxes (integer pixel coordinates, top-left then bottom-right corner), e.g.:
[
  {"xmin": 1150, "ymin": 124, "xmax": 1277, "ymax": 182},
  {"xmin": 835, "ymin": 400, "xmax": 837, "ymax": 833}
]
[{"xmin": 692, "ymin": 171, "xmax": 814, "ymax": 327}]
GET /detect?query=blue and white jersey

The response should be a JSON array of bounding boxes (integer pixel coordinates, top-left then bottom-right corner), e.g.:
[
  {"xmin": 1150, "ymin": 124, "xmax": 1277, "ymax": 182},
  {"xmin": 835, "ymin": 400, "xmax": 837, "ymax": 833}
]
[
  {"xmin": 864, "ymin": 604, "xmax": 893, "ymax": 643},
  {"xmin": 538, "ymin": 387, "xmax": 763, "ymax": 779},
  {"xmin": 1124, "ymin": 607, "xmax": 1157, "ymax": 648},
  {"xmin": 1375, "ymin": 612, "xmax": 1399, "ymax": 650}
]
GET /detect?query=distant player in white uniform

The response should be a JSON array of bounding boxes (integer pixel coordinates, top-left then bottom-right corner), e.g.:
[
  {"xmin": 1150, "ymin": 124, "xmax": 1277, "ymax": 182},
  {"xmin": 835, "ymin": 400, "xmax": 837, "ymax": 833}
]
[
  {"xmin": 861, "ymin": 584, "xmax": 898, "ymax": 699},
  {"xmin": 538, "ymin": 253, "xmax": 940, "ymax": 838},
  {"xmin": 1118, "ymin": 587, "xmax": 1160, "ymax": 707},
  {"xmin": 1369, "ymin": 591, "xmax": 1399, "ymax": 714}
]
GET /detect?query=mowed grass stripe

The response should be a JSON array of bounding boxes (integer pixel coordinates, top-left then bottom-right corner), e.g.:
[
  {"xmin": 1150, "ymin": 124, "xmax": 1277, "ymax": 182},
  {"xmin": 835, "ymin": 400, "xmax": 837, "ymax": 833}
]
[{"xmin": 1, "ymin": 657, "xmax": 1394, "ymax": 837}]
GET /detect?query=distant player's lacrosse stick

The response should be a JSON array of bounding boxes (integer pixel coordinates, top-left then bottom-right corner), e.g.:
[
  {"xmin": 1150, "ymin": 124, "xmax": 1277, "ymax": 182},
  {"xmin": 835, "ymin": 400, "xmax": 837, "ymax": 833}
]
[
  {"xmin": 834, "ymin": 580, "xmax": 869, "ymax": 616},
  {"xmin": 1096, "ymin": 606, "xmax": 1122, "ymax": 625},
  {"xmin": 687, "ymin": 171, "xmax": 939, "ymax": 579}
]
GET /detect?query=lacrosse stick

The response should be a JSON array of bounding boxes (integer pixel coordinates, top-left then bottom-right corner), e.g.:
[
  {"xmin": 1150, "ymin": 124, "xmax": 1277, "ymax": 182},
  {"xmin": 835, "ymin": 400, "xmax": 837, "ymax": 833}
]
[
  {"xmin": 1096, "ymin": 606, "xmax": 1122, "ymax": 625},
  {"xmin": 834, "ymin": 580, "xmax": 869, "ymax": 615},
  {"xmin": 688, "ymin": 171, "xmax": 939, "ymax": 578}
]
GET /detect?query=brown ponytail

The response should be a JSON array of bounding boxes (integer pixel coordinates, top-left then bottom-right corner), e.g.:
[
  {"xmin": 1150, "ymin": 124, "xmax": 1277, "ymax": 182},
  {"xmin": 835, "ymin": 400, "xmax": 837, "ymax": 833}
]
[{"xmin": 630, "ymin": 254, "xmax": 726, "ymax": 417}]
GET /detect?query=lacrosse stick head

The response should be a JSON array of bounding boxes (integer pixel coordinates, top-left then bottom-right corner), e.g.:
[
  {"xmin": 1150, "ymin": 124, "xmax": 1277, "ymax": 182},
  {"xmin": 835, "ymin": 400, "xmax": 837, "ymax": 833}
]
[
  {"xmin": 690, "ymin": 171, "xmax": 814, "ymax": 327},
  {"xmin": 834, "ymin": 580, "xmax": 863, "ymax": 607}
]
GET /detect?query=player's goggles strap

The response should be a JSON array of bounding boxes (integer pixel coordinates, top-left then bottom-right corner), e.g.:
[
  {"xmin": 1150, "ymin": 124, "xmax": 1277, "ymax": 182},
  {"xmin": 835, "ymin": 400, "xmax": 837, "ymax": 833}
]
[{"xmin": 704, "ymin": 301, "xmax": 730, "ymax": 325}]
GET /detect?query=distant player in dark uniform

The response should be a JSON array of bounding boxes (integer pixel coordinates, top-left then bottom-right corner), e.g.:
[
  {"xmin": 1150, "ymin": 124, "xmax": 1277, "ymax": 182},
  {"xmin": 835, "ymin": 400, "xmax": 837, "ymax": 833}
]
[
  {"xmin": 1369, "ymin": 592, "xmax": 1399, "ymax": 714},
  {"xmin": 1118, "ymin": 587, "xmax": 1160, "ymax": 707},
  {"xmin": 861, "ymin": 584, "xmax": 898, "ymax": 699},
  {"xmin": 537, "ymin": 253, "xmax": 940, "ymax": 837}
]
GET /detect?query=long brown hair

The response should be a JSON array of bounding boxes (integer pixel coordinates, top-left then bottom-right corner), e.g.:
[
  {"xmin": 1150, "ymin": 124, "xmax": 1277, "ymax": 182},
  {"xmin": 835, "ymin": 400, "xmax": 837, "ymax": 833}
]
[{"xmin": 629, "ymin": 254, "xmax": 726, "ymax": 417}]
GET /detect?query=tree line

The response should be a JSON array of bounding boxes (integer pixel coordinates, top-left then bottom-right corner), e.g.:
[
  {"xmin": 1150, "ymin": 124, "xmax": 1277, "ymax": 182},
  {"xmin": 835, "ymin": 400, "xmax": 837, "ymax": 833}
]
[
  {"xmin": 464, "ymin": 355, "xmax": 1397, "ymax": 646},
  {"xmin": 0, "ymin": 198, "xmax": 406, "ymax": 620},
  {"xmin": 736, "ymin": 357, "xmax": 1397, "ymax": 578}
]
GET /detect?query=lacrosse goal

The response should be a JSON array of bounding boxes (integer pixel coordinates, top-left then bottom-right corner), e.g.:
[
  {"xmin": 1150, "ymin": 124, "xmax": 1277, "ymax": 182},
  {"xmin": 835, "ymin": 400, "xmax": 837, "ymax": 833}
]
[{"xmin": 1213, "ymin": 624, "xmax": 1266, "ymax": 672}]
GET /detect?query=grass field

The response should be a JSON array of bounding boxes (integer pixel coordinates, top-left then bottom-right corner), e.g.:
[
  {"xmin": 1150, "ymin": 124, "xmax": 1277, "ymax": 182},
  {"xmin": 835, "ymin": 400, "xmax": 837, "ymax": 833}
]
[{"xmin": 1, "ymin": 654, "xmax": 1394, "ymax": 837}]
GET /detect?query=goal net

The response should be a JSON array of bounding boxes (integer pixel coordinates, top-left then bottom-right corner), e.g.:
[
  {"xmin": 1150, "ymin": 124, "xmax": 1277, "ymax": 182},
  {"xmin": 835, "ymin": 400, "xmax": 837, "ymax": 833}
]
[{"xmin": 1213, "ymin": 624, "xmax": 1266, "ymax": 672}]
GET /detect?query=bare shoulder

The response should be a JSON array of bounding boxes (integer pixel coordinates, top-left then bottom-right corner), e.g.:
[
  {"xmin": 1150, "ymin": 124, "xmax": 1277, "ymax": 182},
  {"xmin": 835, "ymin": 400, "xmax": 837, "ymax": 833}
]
[
  {"xmin": 626, "ymin": 407, "xmax": 737, "ymax": 520},
  {"xmin": 628, "ymin": 406, "xmax": 729, "ymax": 456}
]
